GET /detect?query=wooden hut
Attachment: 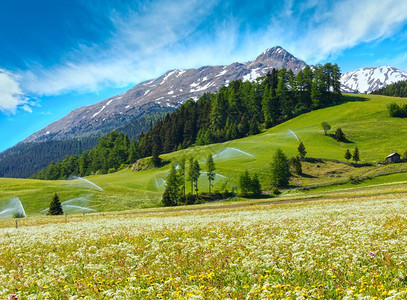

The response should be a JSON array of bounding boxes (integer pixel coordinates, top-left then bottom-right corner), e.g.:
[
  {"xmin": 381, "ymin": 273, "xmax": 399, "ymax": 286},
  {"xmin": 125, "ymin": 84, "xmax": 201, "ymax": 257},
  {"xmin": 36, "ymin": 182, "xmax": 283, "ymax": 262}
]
[{"xmin": 386, "ymin": 153, "xmax": 401, "ymax": 163}]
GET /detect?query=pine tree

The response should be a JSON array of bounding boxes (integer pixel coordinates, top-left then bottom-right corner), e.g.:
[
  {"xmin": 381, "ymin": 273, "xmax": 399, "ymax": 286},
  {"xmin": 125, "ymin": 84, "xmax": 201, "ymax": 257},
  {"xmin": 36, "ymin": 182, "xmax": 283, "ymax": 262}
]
[
  {"xmin": 178, "ymin": 157, "xmax": 186, "ymax": 200},
  {"xmin": 210, "ymin": 92, "xmax": 228, "ymax": 132},
  {"xmin": 249, "ymin": 118, "xmax": 260, "ymax": 135},
  {"xmin": 128, "ymin": 137, "xmax": 139, "ymax": 164},
  {"xmin": 271, "ymin": 149, "xmax": 291, "ymax": 188},
  {"xmin": 188, "ymin": 157, "xmax": 194, "ymax": 194},
  {"xmin": 277, "ymin": 68, "xmax": 290, "ymax": 118},
  {"xmin": 206, "ymin": 154, "xmax": 215, "ymax": 194},
  {"xmin": 311, "ymin": 66, "xmax": 325, "ymax": 108},
  {"xmin": 261, "ymin": 85, "xmax": 273, "ymax": 127},
  {"xmin": 251, "ymin": 173, "xmax": 262, "ymax": 196},
  {"xmin": 297, "ymin": 142, "xmax": 307, "ymax": 158},
  {"xmin": 345, "ymin": 149, "xmax": 352, "ymax": 163},
  {"xmin": 239, "ymin": 170, "xmax": 252, "ymax": 196},
  {"xmin": 289, "ymin": 156, "xmax": 302, "ymax": 175},
  {"xmin": 162, "ymin": 163, "xmax": 181, "ymax": 206},
  {"xmin": 48, "ymin": 193, "xmax": 63, "ymax": 215},
  {"xmin": 334, "ymin": 128, "xmax": 345, "ymax": 142},
  {"xmin": 151, "ymin": 144, "xmax": 161, "ymax": 167},
  {"xmin": 353, "ymin": 147, "xmax": 360, "ymax": 164},
  {"xmin": 192, "ymin": 160, "xmax": 201, "ymax": 196}
]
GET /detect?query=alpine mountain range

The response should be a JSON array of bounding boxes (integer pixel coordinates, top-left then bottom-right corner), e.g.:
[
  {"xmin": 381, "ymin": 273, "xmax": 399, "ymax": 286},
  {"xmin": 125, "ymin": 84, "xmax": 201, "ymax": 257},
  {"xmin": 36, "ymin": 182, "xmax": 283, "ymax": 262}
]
[{"xmin": 1, "ymin": 46, "xmax": 407, "ymax": 178}]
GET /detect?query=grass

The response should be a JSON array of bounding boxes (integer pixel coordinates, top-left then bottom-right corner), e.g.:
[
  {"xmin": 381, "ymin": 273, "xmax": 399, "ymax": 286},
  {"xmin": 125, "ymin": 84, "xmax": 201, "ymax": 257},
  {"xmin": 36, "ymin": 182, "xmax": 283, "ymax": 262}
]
[
  {"xmin": 0, "ymin": 195, "xmax": 406, "ymax": 299},
  {"xmin": 2, "ymin": 93, "xmax": 407, "ymax": 215}
]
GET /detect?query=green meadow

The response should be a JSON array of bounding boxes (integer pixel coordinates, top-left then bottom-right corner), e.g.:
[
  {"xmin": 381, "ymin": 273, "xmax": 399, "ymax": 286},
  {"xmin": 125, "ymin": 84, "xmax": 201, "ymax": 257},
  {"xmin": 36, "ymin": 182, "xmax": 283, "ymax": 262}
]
[{"xmin": 1, "ymin": 93, "xmax": 407, "ymax": 216}]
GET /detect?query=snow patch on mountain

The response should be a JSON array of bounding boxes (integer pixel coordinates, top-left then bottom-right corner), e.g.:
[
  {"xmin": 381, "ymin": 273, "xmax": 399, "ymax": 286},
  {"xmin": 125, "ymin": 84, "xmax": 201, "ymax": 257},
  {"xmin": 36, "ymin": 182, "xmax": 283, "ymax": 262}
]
[
  {"xmin": 23, "ymin": 46, "xmax": 307, "ymax": 143},
  {"xmin": 341, "ymin": 66, "xmax": 407, "ymax": 94},
  {"xmin": 92, "ymin": 106, "xmax": 106, "ymax": 118},
  {"xmin": 243, "ymin": 68, "xmax": 262, "ymax": 82},
  {"xmin": 216, "ymin": 70, "xmax": 227, "ymax": 77}
]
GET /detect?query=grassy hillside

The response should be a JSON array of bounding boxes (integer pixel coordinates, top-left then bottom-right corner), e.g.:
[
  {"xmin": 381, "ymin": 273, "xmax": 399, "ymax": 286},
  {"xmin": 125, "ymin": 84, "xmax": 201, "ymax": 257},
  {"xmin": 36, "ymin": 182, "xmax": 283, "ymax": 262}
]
[{"xmin": 1, "ymin": 93, "xmax": 407, "ymax": 216}]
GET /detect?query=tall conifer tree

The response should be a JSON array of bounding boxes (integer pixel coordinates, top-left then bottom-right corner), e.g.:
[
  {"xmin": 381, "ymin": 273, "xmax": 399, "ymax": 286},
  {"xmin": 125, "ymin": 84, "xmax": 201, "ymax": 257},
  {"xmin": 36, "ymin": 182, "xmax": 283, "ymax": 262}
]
[
  {"xmin": 48, "ymin": 193, "xmax": 63, "ymax": 215},
  {"xmin": 206, "ymin": 154, "xmax": 215, "ymax": 194}
]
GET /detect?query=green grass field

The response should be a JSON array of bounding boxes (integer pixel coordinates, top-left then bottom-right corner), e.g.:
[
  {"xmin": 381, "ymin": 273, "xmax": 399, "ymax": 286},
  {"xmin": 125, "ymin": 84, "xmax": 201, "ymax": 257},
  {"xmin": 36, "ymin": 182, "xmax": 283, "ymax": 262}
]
[{"xmin": 1, "ymin": 93, "xmax": 407, "ymax": 216}]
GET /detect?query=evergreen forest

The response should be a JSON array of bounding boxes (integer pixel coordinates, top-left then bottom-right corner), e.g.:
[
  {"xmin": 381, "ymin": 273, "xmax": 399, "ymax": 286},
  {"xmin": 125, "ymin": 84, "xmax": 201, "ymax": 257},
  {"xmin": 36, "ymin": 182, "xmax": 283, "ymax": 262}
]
[
  {"xmin": 33, "ymin": 64, "xmax": 342, "ymax": 180},
  {"xmin": 0, "ymin": 111, "xmax": 169, "ymax": 178},
  {"xmin": 372, "ymin": 80, "xmax": 407, "ymax": 97}
]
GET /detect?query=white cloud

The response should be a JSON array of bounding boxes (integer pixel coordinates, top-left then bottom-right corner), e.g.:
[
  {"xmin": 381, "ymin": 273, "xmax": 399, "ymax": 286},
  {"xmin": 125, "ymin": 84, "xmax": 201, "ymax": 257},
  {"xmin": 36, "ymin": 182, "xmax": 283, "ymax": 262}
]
[
  {"xmin": 0, "ymin": 70, "xmax": 29, "ymax": 114},
  {"xmin": 20, "ymin": 0, "xmax": 221, "ymax": 96},
  {"xmin": 288, "ymin": 0, "xmax": 407, "ymax": 62},
  {"xmin": 14, "ymin": 0, "xmax": 407, "ymax": 100}
]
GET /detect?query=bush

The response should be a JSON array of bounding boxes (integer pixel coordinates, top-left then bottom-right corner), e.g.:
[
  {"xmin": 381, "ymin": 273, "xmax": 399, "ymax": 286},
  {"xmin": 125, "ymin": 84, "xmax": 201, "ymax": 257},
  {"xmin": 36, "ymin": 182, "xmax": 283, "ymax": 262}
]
[
  {"xmin": 349, "ymin": 175, "xmax": 361, "ymax": 184},
  {"xmin": 194, "ymin": 198, "xmax": 203, "ymax": 205},
  {"xmin": 334, "ymin": 128, "xmax": 345, "ymax": 142},
  {"xmin": 239, "ymin": 170, "xmax": 262, "ymax": 196},
  {"xmin": 387, "ymin": 102, "xmax": 407, "ymax": 117},
  {"xmin": 12, "ymin": 212, "xmax": 25, "ymax": 218},
  {"xmin": 270, "ymin": 187, "xmax": 281, "ymax": 195},
  {"xmin": 185, "ymin": 193, "xmax": 196, "ymax": 205}
]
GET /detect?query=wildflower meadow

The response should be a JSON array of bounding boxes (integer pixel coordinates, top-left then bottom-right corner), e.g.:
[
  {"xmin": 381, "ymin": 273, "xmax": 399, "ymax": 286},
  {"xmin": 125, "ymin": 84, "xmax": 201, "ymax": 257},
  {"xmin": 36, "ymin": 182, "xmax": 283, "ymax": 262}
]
[{"xmin": 0, "ymin": 196, "xmax": 406, "ymax": 299}]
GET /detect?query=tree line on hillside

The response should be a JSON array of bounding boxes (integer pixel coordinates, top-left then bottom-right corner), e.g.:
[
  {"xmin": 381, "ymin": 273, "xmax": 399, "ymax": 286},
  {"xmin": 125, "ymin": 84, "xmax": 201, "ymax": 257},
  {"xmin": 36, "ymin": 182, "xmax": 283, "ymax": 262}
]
[
  {"xmin": 33, "ymin": 63, "xmax": 342, "ymax": 180},
  {"xmin": 1, "ymin": 111, "xmax": 170, "ymax": 179},
  {"xmin": 372, "ymin": 80, "xmax": 407, "ymax": 97},
  {"xmin": 161, "ymin": 147, "xmax": 300, "ymax": 207},
  {"xmin": 0, "ymin": 138, "xmax": 98, "ymax": 178},
  {"xmin": 138, "ymin": 64, "xmax": 341, "ymax": 157},
  {"xmin": 33, "ymin": 132, "xmax": 137, "ymax": 179},
  {"xmin": 162, "ymin": 155, "xmax": 233, "ymax": 206}
]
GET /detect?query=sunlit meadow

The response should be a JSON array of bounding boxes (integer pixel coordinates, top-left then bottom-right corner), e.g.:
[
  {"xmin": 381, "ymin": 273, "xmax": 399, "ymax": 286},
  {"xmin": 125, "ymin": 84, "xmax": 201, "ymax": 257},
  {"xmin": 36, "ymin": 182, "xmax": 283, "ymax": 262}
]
[{"xmin": 0, "ymin": 196, "xmax": 406, "ymax": 299}]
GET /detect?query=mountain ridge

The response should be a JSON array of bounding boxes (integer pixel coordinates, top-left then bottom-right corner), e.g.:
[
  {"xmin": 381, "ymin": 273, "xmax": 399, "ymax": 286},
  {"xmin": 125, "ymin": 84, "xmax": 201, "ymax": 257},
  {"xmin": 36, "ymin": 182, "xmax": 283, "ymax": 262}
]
[
  {"xmin": 23, "ymin": 46, "xmax": 307, "ymax": 143},
  {"xmin": 340, "ymin": 66, "xmax": 407, "ymax": 94}
]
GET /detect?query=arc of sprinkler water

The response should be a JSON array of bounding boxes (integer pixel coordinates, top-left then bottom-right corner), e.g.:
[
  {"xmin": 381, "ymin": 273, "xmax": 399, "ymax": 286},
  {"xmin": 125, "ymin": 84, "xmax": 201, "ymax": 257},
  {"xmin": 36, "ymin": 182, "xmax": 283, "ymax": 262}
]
[
  {"xmin": 213, "ymin": 147, "xmax": 255, "ymax": 159},
  {"xmin": 62, "ymin": 205, "xmax": 96, "ymax": 212},
  {"xmin": 72, "ymin": 176, "xmax": 103, "ymax": 191},
  {"xmin": 0, "ymin": 208, "xmax": 12, "ymax": 216},
  {"xmin": 62, "ymin": 196, "xmax": 90, "ymax": 206},
  {"xmin": 288, "ymin": 129, "xmax": 300, "ymax": 142},
  {"xmin": 0, "ymin": 197, "xmax": 26, "ymax": 218}
]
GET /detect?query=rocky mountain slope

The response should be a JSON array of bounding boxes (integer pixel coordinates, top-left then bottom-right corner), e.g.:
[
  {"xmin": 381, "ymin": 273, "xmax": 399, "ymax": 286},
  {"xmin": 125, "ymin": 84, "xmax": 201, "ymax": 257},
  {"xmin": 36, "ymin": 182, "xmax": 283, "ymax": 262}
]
[
  {"xmin": 24, "ymin": 46, "xmax": 306, "ymax": 143},
  {"xmin": 340, "ymin": 66, "xmax": 407, "ymax": 94}
]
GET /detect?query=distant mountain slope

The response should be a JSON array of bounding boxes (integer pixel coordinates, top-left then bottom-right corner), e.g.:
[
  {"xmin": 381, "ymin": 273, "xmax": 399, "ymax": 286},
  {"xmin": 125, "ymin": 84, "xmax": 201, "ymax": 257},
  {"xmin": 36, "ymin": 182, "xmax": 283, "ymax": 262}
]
[
  {"xmin": 341, "ymin": 66, "xmax": 407, "ymax": 94},
  {"xmin": 0, "ymin": 112, "xmax": 170, "ymax": 178},
  {"xmin": 23, "ymin": 46, "xmax": 306, "ymax": 143},
  {"xmin": 0, "ymin": 138, "xmax": 98, "ymax": 178}
]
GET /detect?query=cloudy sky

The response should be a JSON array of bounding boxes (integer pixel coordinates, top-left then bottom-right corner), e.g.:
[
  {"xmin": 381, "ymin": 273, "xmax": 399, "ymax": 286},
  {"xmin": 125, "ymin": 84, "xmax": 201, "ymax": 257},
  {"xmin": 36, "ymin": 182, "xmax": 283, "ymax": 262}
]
[{"xmin": 1, "ymin": 0, "xmax": 407, "ymax": 151}]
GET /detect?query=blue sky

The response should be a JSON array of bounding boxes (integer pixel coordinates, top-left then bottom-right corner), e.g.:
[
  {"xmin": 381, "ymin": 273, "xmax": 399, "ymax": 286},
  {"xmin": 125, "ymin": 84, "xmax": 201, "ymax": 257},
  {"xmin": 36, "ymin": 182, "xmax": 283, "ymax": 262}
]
[{"xmin": 1, "ymin": 0, "xmax": 407, "ymax": 151}]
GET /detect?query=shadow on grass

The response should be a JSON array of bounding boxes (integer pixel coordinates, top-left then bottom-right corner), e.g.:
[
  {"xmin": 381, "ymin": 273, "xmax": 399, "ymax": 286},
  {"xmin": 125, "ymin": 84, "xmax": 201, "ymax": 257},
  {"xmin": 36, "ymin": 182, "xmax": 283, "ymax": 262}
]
[
  {"xmin": 340, "ymin": 94, "xmax": 368, "ymax": 103},
  {"xmin": 327, "ymin": 133, "xmax": 354, "ymax": 144},
  {"xmin": 241, "ymin": 194, "xmax": 275, "ymax": 199},
  {"xmin": 300, "ymin": 173, "xmax": 317, "ymax": 178},
  {"xmin": 302, "ymin": 157, "xmax": 326, "ymax": 164}
]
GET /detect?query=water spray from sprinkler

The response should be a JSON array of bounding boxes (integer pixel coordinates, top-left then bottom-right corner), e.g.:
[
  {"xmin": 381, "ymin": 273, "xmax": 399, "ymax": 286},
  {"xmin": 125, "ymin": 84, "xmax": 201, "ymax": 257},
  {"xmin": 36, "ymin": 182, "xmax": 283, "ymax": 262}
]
[{"xmin": 288, "ymin": 129, "xmax": 300, "ymax": 142}]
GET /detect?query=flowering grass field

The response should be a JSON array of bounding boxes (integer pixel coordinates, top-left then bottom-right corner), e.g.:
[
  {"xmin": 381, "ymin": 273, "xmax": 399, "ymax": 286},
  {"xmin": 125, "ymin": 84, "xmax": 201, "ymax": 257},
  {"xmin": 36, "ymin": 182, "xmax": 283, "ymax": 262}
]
[{"xmin": 0, "ymin": 196, "xmax": 406, "ymax": 299}]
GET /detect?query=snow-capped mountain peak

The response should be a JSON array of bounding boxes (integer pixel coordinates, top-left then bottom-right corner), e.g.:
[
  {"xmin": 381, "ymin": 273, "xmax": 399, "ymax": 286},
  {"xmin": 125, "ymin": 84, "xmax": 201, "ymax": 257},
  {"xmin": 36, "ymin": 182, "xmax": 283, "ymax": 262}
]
[
  {"xmin": 24, "ymin": 46, "xmax": 306, "ymax": 142},
  {"xmin": 341, "ymin": 66, "xmax": 407, "ymax": 94}
]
